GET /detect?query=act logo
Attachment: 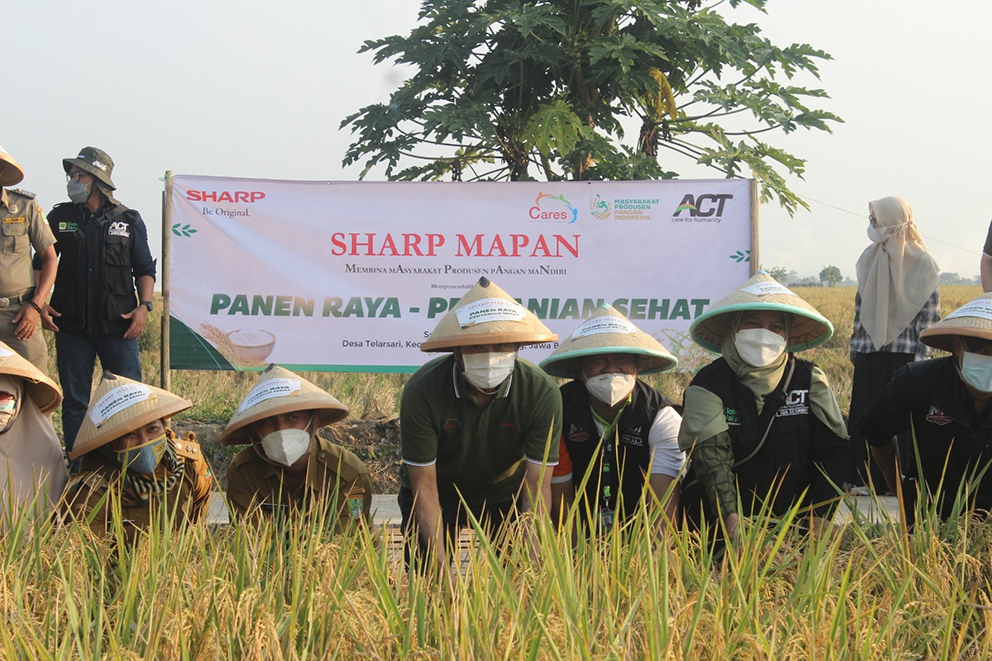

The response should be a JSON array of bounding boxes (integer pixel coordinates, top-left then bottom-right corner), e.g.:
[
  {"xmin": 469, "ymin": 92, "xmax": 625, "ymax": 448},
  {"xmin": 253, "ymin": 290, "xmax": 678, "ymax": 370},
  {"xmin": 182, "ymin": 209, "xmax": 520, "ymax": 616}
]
[
  {"xmin": 529, "ymin": 192, "xmax": 578, "ymax": 223},
  {"xmin": 590, "ymin": 194, "xmax": 611, "ymax": 220},
  {"xmin": 672, "ymin": 193, "xmax": 734, "ymax": 218}
]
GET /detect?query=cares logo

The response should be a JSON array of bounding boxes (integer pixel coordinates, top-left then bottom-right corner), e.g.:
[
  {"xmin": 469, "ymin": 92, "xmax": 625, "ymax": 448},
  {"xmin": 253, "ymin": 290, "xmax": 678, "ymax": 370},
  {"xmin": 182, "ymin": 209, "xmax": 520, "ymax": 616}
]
[
  {"xmin": 673, "ymin": 193, "xmax": 733, "ymax": 218},
  {"xmin": 186, "ymin": 190, "xmax": 266, "ymax": 203},
  {"xmin": 529, "ymin": 192, "xmax": 578, "ymax": 223}
]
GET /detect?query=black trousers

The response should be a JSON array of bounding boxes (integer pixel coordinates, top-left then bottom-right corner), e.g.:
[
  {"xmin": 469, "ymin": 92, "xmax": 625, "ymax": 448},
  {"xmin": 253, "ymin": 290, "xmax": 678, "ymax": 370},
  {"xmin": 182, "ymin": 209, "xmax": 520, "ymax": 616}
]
[{"xmin": 397, "ymin": 487, "xmax": 516, "ymax": 570}]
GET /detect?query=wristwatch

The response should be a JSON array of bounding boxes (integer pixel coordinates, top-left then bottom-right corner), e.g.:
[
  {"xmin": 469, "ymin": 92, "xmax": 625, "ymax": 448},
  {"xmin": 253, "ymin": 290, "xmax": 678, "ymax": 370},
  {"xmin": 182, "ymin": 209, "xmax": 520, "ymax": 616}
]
[{"xmin": 140, "ymin": 300, "xmax": 153, "ymax": 312}]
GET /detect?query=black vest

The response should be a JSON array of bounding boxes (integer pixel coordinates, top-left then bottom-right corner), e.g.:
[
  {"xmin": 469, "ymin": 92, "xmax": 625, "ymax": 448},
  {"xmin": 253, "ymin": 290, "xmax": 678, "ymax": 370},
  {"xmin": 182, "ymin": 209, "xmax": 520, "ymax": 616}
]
[
  {"xmin": 684, "ymin": 356, "xmax": 820, "ymax": 519},
  {"xmin": 49, "ymin": 202, "xmax": 137, "ymax": 334},
  {"xmin": 561, "ymin": 380, "xmax": 676, "ymax": 523}
]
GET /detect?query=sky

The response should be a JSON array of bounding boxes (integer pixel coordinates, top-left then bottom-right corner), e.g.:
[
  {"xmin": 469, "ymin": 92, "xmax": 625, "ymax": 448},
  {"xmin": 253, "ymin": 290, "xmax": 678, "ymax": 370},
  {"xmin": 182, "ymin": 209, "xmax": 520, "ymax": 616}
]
[{"xmin": 7, "ymin": 0, "xmax": 989, "ymax": 283}]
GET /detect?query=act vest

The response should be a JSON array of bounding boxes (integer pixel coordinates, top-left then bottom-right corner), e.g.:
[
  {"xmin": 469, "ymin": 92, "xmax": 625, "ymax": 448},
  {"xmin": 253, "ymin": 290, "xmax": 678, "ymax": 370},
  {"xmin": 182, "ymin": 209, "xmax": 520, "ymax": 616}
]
[
  {"xmin": 686, "ymin": 356, "xmax": 819, "ymax": 518},
  {"xmin": 561, "ymin": 380, "xmax": 675, "ymax": 523},
  {"xmin": 49, "ymin": 202, "xmax": 136, "ymax": 333}
]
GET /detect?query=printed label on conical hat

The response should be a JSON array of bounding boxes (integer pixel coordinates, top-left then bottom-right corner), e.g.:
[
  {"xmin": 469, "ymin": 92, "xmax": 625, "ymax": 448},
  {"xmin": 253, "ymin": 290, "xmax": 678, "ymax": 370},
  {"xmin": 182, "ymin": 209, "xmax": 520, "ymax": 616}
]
[
  {"xmin": 944, "ymin": 299, "xmax": 992, "ymax": 321},
  {"xmin": 571, "ymin": 315, "xmax": 637, "ymax": 339},
  {"xmin": 455, "ymin": 297, "xmax": 527, "ymax": 328},
  {"xmin": 742, "ymin": 281, "xmax": 794, "ymax": 297},
  {"xmin": 0, "ymin": 348, "xmax": 13, "ymax": 359},
  {"xmin": 89, "ymin": 383, "xmax": 152, "ymax": 426},
  {"xmin": 237, "ymin": 378, "xmax": 301, "ymax": 414}
]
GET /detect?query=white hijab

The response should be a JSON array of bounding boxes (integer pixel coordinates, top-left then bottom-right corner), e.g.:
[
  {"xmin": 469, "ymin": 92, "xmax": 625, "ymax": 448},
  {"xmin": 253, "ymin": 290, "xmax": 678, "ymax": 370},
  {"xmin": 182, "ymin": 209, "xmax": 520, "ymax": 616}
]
[{"xmin": 856, "ymin": 196, "xmax": 939, "ymax": 350}]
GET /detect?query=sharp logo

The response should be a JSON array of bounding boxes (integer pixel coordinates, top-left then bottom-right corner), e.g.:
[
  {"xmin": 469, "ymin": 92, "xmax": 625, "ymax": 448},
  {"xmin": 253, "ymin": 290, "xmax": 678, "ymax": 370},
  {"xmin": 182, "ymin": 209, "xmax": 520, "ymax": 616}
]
[
  {"xmin": 186, "ymin": 190, "xmax": 266, "ymax": 203},
  {"xmin": 672, "ymin": 193, "xmax": 733, "ymax": 218}
]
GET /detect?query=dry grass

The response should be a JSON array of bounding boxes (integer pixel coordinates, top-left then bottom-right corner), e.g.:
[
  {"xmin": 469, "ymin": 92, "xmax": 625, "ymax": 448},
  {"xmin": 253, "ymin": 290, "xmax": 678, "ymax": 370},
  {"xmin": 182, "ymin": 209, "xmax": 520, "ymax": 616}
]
[{"xmin": 12, "ymin": 284, "xmax": 992, "ymax": 658}]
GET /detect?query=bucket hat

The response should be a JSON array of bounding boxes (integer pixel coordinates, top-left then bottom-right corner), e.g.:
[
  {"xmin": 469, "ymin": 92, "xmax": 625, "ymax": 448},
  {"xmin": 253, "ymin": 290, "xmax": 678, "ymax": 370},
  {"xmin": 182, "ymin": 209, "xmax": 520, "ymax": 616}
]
[
  {"xmin": 0, "ymin": 341, "xmax": 60, "ymax": 413},
  {"xmin": 420, "ymin": 277, "xmax": 556, "ymax": 352},
  {"xmin": 540, "ymin": 304, "xmax": 677, "ymax": 378},
  {"xmin": 689, "ymin": 272, "xmax": 834, "ymax": 353},
  {"xmin": 63, "ymin": 146, "xmax": 116, "ymax": 191},
  {"xmin": 920, "ymin": 293, "xmax": 992, "ymax": 352},
  {"xmin": 0, "ymin": 145, "xmax": 24, "ymax": 187},
  {"xmin": 221, "ymin": 364, "xmax": 349, "ymax": 445},
  {"xmin": 70, "ymin": 372, "xmax": 192, "ymax": 460}
]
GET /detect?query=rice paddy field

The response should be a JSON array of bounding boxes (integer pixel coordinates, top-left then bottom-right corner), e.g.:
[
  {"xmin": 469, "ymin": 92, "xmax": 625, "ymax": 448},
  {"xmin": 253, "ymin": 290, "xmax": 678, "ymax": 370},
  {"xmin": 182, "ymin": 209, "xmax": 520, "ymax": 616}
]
[{"xmin": 14, "ymin": 284, "xmax": 992, "ymax": 659}]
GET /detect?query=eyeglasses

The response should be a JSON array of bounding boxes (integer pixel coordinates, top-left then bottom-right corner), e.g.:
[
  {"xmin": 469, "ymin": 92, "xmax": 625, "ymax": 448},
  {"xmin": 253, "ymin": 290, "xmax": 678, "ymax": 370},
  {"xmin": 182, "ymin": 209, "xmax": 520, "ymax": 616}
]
[{"xmin": 66, "ymin": 171, "xmax": 91, "ymax": 182}]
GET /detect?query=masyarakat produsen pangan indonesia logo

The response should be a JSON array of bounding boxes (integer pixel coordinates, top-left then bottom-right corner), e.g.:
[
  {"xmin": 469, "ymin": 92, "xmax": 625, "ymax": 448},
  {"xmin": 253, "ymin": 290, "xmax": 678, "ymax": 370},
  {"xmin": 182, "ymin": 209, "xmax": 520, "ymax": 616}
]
[
  {"xmin": 529, "ymin": 192, "xmax": 578, "ymax": 223},
  {"xmin": 590, "ymin": 194, "xmax": 611, "ymax": 220}
]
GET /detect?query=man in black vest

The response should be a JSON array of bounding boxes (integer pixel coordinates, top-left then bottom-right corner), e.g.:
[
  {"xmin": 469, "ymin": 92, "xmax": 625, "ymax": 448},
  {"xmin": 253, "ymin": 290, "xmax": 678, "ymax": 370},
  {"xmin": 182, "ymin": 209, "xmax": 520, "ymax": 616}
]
[
  {"xmin": 541, "ymin": 305, "xmax": 684, "ymax": 534},
  {"xmin": 862, "ymin": 293, "xmax": 992, "ymax": 527},
  {"xmin": 40, "ymin": 147, "xmax": 156, "ymax": 466}
]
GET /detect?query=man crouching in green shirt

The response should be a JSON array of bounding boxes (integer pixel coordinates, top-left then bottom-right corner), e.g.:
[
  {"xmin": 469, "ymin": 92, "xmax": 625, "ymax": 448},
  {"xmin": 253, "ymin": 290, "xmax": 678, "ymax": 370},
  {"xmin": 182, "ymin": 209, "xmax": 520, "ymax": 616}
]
[{"xmin": 399, "ymin": 277, "xmax": 562, "ymax": 582}]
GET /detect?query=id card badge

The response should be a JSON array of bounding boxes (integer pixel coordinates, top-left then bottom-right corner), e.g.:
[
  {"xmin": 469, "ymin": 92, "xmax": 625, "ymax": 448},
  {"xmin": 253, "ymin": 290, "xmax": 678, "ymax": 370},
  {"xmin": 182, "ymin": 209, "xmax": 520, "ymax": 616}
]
[{"xmin": 599, "ymin": 507, "xmax": 615, "ymax": 533}]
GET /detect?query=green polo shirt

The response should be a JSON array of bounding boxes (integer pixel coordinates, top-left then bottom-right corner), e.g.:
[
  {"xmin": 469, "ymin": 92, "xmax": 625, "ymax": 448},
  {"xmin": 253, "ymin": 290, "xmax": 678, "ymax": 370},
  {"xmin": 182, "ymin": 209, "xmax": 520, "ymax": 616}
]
[{"xmin": 400, "ymin": 354, "xmax": 562, "ymax": 506}]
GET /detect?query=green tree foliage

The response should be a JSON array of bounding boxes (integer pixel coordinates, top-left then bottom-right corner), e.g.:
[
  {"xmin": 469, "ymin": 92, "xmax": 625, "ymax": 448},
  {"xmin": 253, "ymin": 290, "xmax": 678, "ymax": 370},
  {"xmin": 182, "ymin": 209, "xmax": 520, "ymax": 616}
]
[
  {"xmin": 819, "ymin": 265, "xmax": 842, "ymax": 287},
  {"xmin": 764, "ymin": 266, "xmax": 789, "ymax": 283},
  {"xmin": 342, "ymin": 0, "xmax": 841, "ymax": 215}
]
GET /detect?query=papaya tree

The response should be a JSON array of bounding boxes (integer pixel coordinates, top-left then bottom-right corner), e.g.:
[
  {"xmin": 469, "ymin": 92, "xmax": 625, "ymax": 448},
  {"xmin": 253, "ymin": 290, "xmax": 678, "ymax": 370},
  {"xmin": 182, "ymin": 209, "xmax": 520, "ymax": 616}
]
[{"xmin": 342, "ymin": 0, "xmax": 841, "ymax": 215}]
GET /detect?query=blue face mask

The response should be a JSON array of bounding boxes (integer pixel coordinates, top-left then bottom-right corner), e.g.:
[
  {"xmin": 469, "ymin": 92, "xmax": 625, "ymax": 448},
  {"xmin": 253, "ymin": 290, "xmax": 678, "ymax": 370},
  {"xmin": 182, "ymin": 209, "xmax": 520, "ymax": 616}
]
[
  {"xmin": 117, "ymin": 434, "xmax": 167, "ymax": 474},
  {"xmin": 960, "ymin": 352, "xmax": 992, "ymax": 393}
]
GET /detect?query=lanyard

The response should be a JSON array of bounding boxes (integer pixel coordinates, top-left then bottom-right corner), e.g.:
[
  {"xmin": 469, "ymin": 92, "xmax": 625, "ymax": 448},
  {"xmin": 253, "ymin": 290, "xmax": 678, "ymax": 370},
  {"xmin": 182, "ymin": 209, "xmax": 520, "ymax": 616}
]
[{"xmin": 590, "ymin": 399, "xmax": 629, "ymax": 514}]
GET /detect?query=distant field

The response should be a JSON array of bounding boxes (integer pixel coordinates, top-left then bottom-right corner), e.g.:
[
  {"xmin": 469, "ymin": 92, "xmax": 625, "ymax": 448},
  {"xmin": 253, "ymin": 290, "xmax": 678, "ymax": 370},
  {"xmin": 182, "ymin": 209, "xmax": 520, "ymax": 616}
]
[{"xmin": 41, "ymin": 285, "xmax": 983, "ymax": 427}]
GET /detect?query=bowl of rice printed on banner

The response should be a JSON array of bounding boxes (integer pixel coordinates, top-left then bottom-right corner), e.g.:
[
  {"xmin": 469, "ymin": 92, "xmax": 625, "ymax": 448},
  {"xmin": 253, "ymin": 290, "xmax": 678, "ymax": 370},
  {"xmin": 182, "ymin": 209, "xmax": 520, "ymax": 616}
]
[{"xmin": 227, "ymin": 329, "xmax": 276, "ymax": 362}]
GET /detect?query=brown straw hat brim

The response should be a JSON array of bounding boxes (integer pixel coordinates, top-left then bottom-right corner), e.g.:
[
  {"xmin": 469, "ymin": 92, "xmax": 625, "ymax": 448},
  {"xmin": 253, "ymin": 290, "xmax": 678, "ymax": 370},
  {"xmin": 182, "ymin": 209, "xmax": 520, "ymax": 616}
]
[
  {"xmin": 0, "ymin": 148, "xmax": 24, "ymax": 187},
  {"xmin": 540, "ymin": 305, "xmax": 677, "ymax": 378},
  {"xmin": 421, "ymin": 278, "xmax": 556, "ymax": 352},
  {"xmin": 689, "ymin": 273, "xmax": 834, "ymax": 353},
  {"xmin": 70, "ymin": 374, "xmax": 191, "ymax": 460},
  {"xmin": 0, "ymin": 342, "xmax": 61, "ymax": 413},
  {"xmin": 920, "ymin": 294, "xmax": 992, "ymax": 352},
  {"xmin": 221, "ymin": 364, "xmax": 349, "ymax": 445}
]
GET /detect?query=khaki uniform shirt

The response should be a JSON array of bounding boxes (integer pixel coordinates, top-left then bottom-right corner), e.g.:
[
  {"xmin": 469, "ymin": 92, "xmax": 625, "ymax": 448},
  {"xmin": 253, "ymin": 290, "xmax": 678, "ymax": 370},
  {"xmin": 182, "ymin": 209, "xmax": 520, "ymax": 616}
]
[
  {"xmin": 226, "ymin": 433, "xmax": 372, "ymax": 529},
  {"xmin": 0, "ymin": 188, "xmax": 55, "ymax": 297},
  {"xmin": 60, "ymin": 430, "xmax": 214, "ymax": 543}
]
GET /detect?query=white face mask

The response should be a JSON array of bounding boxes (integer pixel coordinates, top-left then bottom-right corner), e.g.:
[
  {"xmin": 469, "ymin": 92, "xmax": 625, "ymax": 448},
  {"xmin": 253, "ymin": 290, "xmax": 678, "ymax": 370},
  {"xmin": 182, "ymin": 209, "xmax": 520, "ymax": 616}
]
[
  {"xmin": 734, "ymin": 328, "xmax": 787, "ymax": 367},
  {"xmin": 261, "ymin": 428, "xmax": 312, "ymax": 467},
  {"xmin": 866, "ymin": 225, "xmax": 883, "ymax": 243},
  {"xmin": 584, "ymin": 373, "xmax": 636, "ymax": 407},
  {"xmin": 960, "ymin": 352, "xmax": 992, "ymax": 393},
  {"xmin": 461, "ymin": 351, "xmax": 516, "ymax": 390}
]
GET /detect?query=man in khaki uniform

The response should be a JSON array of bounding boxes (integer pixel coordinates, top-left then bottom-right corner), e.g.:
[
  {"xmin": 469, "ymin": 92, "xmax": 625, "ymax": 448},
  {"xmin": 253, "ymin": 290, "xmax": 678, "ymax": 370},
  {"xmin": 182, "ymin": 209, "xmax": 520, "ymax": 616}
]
[
  {"xmin": 222, "ymin": 364, "xmax": 372, "ymax": 529},
  {"xmin": 0, "ymin": 146, "xmax": 57, "ymax": 373},
  {"xmin": 60, "ymin": 372, "xmax": 214, "ymax": 542}
]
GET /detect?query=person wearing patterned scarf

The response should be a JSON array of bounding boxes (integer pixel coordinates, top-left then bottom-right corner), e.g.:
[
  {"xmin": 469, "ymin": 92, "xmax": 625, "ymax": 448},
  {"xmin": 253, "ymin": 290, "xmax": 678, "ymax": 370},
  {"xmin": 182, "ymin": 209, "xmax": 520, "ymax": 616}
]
[{"xmin": 60, "ymin": 372, "xmax": 213, "ymax": 542}]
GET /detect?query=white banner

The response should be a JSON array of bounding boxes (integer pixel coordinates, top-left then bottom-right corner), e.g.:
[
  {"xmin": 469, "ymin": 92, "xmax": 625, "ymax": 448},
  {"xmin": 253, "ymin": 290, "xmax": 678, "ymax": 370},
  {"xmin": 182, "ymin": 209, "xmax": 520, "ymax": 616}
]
[{"xmin": 168, "ymin": 177, "xmax": 754, "ymax": 372}]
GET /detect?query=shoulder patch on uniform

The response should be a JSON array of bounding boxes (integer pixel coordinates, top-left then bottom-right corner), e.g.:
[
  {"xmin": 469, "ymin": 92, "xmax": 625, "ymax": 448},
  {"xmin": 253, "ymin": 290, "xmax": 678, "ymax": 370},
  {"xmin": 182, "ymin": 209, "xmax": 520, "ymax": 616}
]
[
  {"xmin": 65, "ymin": 470, "xmax": 109, "ymax": 496},
  {"xmin": 7, "ymin": 188, "xmax": 36, "ymax": 199},
  {"xmin": 174, "ymin": 437, "xmax": 203, "ymax": 460},
  {"xmin": 232, "ymin": 446, "xmax": 260, "ymax": 467}
]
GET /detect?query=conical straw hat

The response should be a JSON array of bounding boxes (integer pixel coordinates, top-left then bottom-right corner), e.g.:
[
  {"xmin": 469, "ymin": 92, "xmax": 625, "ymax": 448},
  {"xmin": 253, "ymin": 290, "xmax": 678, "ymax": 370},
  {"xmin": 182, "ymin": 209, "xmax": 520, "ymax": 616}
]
[
  {"xmin": 689, "ymin": 273, "xmax": 834, "ymax": 353},
  {"xmin": 0, "ymin": 341, "xmax": 60, "ymax": 413},
  {"xmin": 70, "ymin": 372, "xmax": 192, "ymax": 460},
  {"xmin": 0, "ymin": 145, "xmax": 24, "ymax": 187},
  {"xmin": 420, "ymin": 277, "xmax": 556, "ymax": 352},
  {"xmin": 221, "ymin": 364, "xmax": 349, "ymax": 445},
  {"xmin": 540, "ymin": 304, "xmax": 677, "ymax": 378},
  {"xmin": 920, "ymin": 293, "xmax": 992, "ymax": 352}
]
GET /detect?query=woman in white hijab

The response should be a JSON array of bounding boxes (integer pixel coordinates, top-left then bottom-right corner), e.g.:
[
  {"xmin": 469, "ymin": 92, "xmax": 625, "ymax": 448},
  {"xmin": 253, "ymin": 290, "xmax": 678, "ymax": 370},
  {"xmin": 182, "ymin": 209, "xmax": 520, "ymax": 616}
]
[
  {"xmin": 848, "ymin": 196, "xmax": 940, "ymax": 490},
  {"xmin": 0, "ymin": 341, "xmax": 66, "ymax": 527}
]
